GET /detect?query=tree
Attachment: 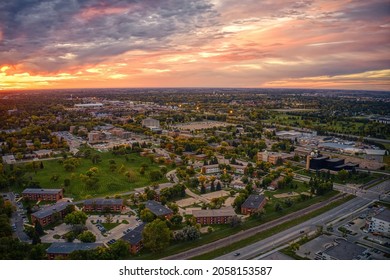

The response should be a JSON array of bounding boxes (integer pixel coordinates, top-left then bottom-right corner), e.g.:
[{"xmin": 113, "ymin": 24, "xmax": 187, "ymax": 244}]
[
  {"xmin": 149, "ymin": 170, "xmax": 162, "ymax": 181},
  {"xmin": 142, "ymin": 219, "xmax": 171, "ymax": 252},
  {"xmin": 182, "ymin": 225, "xmax": 200, "ymax": 241},
  {"xmin": 170, "ymin": 214, "xmax": 183, "ymax": 226},
  {"xmin": 78, "ymin": 231, "xmax": 96, "ymax": 243},
  {"xmin": 228, "ymin": 216, "xmax": 242, "ymax": 228},
  {"xmin": 140, "ymin": 209, "xmax": 156, "ymax": 222},
  {"xmin": 64, "ymin": 211, "xmax": 87, "ymax": 226},
  {"xmin": 232, "ymin": 193, "xmax": 247, "ymax": 212},
  {"xmin": 337, "ymin": 170, "xmax": 349, "ymax": 182},
  {"xmin": 34, "ymin": 220, "xmax": 44, "ymax": 236},
  {"xmin": 110, "ymin": 239, "xmax": 130, "ymax": 259},
  {"xmin": 64, "ymin": 178, "xmax": 70, "ymax": 187},
  {"xmin": 216, "ymin": 181, "xmax": 222, "ymax": 191}
]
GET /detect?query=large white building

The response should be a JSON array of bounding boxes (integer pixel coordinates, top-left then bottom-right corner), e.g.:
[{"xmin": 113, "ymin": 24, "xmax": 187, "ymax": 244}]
[
  {"xmin": 369, "ymin": 209, "xmax": 390, "ymax": 237},
  {"xmin": 142, "ymin": 118, "xmax": 160, "ymax": 128}
]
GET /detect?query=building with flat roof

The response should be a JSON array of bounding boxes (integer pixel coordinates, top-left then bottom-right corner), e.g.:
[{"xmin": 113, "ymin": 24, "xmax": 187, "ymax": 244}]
[
  {"xmin": 2, "ymin": 155, "xmax": 16, "ymax": 164},
  {"xmin": 192, "ymin": 207, "xmax": 236, "ymax": 225},
  {"xmin": 83, "ymin": 198, "xmax": 124, "ymax": 212},
  {"xmin": 74, "ymin": 103, "xmax": 103, "ymax": 108},
  {"xmin": 142, "ymin": 118, "xmax": 160, "ymax": 128},
  {"xmin": 22, "ymin": 188, "xmax": 63, "ymax": 201},
  {"xmin": 369, "ymin": 209, "xmax": 390, "ymax": 237},
  {"xmin": 241, "ymin": 194, "xmax": 266, "ymax": 215},
  {"xmin": 306, "ymin": 154, "xmax": 358, "ymax": 171},
  {"xmin": 31, "ymin": 202, "xmax": 70, "ymax": 227},
  {"xmin": 201, "ymin": 164, "xmax": 220, "ymax": 174},
  {"xmin": 144, "ymin": 200, "xmax": 173, "ymax": 219},
  {"xmin": 321, "ymin": 239, "xmax": 367, "ymax": 260},
  {"xmin": 46, "ymin": 242, "xmax": 103, "ymax": 259},
  {"xmin": 121, "ymin": 223, "xmax": 146, "ymax": 254}
]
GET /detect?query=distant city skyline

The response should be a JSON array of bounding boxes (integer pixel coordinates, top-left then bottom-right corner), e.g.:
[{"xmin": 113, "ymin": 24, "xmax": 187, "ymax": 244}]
[{"xmin": 1, "ymin": 0, "xmax": 389, "ymax": 90}]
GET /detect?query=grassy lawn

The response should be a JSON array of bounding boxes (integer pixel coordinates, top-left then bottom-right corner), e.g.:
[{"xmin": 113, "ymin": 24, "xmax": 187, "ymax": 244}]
[
  {"xmin": 14, "ymin": 152, "xmax": 171, "ymax": 200},
  {"xmin": 101, "ymin": 222, "xmax": 121, "ymax": 231},
  {"xmin": 295, "ymin": 169, "xmax": 381, "ymax": 184},
  {"xmin": 130, "ymin": 190, "xmax": 341, "ymax": 260}
]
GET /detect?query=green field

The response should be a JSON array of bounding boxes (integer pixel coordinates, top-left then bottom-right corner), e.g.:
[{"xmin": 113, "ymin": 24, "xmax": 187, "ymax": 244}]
[{"xmin": 15, "ymin": 152, "xmax": 170, "ymax": 200}]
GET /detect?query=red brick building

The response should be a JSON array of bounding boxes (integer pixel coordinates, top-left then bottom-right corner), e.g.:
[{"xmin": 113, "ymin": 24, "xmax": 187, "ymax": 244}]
[
  {"xmin": 192, "ymin": 207, "xmax": 236, "ymax": 225},
  {"xmin": 145, "ymin": 200, "xmax": 173, "ymax": 219},
  {"xmin": 31, "ymin": 202, "xmax": 70, "ymax": 227},
  {"xmin": 22, "ymin": 188, "xmax": 63, "ymax": 201},
  {"xmin": 46, "ymin": 242, "xmax": 103, "ymax": 259},
  {"xmin": 83, "ymin": 198, "xmax": 124, "ymax": 212},
  {"xmin": 241, "ymin": 194, "xmax": 267, "ymax": 215},
  {"xmin": 121, "ymin": 223, "xmax": 145, "ymax": 254}
]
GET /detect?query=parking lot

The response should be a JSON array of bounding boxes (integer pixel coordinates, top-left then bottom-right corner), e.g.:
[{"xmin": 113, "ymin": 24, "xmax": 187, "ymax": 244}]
[{"xmin": 86, "ymin": 214, "xmax": 139, "ymax": 245}]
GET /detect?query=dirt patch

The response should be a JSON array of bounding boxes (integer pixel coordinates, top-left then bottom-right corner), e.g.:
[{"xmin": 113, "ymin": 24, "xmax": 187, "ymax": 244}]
[
  {"xmin": 201, "ymin": 190, "xmax": 229, "ymax": 200},
  {"xmin": 274, "ymin": 192, "xmax": 299, "ymax": 198}
]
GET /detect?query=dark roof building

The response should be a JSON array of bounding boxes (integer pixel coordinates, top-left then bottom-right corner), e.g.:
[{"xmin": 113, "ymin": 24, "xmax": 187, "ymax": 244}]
[
  {"xmin": 22, "ymin": 188, "xmax": 63, "ymax": 201},
  {"xmin": 241, "ymin": 194, "xmax": 266, "ymax": 215},
  {"xmin": 121, "ymin": 223, "xmax": 146, "ymax": 254},
  {"xmin": 322, "ymin": 240, "xmax": 367, "ymax": 260},
  {"xmin": 46, "ymin": 242, "xmax": 103, "ymax": 259},
  {"xmin": 83, "ymin": 198, "xmax": 124, "ymax": 212},
  {"xmin": 31, "ymin": 202, "xmax": 70, "ymax": 226},
  {"xmin": 144, "ymin": 200, "xmax": 173, "ymax": 218}
]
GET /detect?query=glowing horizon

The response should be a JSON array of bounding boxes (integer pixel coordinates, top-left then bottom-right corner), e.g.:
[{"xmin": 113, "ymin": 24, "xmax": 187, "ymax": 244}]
[{"xmin": 1, "ymin": 0, "xmax": 389, "ymax": 91}]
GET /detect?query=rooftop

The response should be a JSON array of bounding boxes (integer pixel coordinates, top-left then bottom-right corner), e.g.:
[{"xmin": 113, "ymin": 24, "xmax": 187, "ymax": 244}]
[
  {"xmin": 84, "ymin": 198, "xmax": 123, "ymax": 206},
  {"xmin": 46, "ymin": 242, "xmax": 103, "ymax": 254},
  {"xmin": 31, "ymin": 202, "xmax": 70, "ymax": 219},
  {"xmin": 192, "ymin": 207, "xmax": 236, "ymax": 218},
  {"xmin": 22, "ymin": 188, "xmax": 62, "ymax": 195},
  {"xmin": 145, "ymin": 200, "xmax": 173, "ymax": 216},
  {"xmin": 323, "ymin": 240, "xmax": 366, "ymax": 260},
  {"xmin": 241, "ymin": 194, "xmax": 266, "ymax": 209},
  {"xmin": 121, "ymin": 223, "xmax": 146, "ymax": 245},
  {"xmin": 373, "ymin": 209, "xmax": 390, "ymax": 223}
]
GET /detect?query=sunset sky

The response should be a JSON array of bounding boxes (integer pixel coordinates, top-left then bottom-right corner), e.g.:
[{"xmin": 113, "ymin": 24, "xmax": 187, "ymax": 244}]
[{"xmin": 1, "ymin": 0, "xmax": 389, "ymax": 90}]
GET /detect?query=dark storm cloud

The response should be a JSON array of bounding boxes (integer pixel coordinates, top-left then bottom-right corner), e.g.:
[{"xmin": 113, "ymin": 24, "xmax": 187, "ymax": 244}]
[{"xmin": 0, "ymin": 0, "xmax": 218, "ymax": 72}]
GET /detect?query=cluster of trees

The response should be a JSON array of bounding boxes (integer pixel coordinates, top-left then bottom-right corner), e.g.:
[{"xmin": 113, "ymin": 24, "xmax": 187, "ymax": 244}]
[
  {"xmin": 173, "ymin": 225, "xmax": 200, "ymax": 242},
  {"xmin": 309, "ymin": 177, "xmax": 333, "ymax": 195},
  {"xmin": 63, "ymin": 210, "xmax": 96, "ymax": 243}
]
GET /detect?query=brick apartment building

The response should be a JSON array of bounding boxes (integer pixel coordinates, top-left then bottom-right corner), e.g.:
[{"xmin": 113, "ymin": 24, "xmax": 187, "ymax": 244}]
[
  {"xmin": 31, "ymin": 202, "xmax": 70, "ymax": 227},
  {"xmin": 46, "ymin": 242, "xmax": 103, "ymax": 259},
  {"xmin": 241, "ymin": 194, "xmax": 267, "ymax": 215},
  {"xmin": 22, "ymin": 188, "xmax": 63, "ymax": 201},
  {"xmin": 83, "ymin": 198, "xmax": 124, "ymax": 212},
  {"xmin": 121, "ymin": 223, "xmax": 145, "ymax": 254},
  {"xmin": 192, "ymin": 207, "xmax": 236, "ymax": 225}
]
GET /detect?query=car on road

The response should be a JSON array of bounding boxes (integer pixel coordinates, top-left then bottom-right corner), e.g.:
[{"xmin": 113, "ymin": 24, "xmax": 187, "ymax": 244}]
[
  {"xmin": 300, "ymin": 230, "xmax": 305, "ymax": 234},
  {"xmin": 233, "ymin": 252, "xmax": 240, "ymax": 256}
]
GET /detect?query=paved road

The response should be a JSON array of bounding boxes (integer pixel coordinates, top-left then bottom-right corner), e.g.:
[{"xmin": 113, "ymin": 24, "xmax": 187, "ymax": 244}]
[
  {"xmin": 6, "ymin": 192, "xmax": 30, "ymax": 242},
  {"xmin": 163, "ymin": 194, "xmax": 344, "ymax": 260},
  {"xmin": 217, "ymin": 179, "xmax": 390, "ymax": 260}
]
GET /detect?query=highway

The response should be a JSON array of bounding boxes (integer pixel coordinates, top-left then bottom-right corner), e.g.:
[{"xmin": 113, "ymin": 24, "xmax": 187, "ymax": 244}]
[{"xmin": 216, "ymin": 179, "xmax": 390, "ymax": 260}]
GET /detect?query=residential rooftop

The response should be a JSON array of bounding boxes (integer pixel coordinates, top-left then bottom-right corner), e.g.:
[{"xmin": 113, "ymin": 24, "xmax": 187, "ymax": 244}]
[
  {"xmin": 192, "ymin": 207, "xmax": 236, "ymax": 218},
  {"xmin": 241, "ymin": 194, "xmax": 266, "ymax": 209},
  {"xmin": 22, "ymin": 188, "xmax": 63, "ymax": 195},
  {"xmin": 46, "ymin": 242, "xmax": 103, "ymax": 254},
  {"xmin": 32, "ymin": 202, "xmax": 70, "ymax": 219},
  {"xmin": 144, "ymin": 200, "xmax": 173, "ymax": 216},
  {"xmin": 83, "ymin": 198, "xmax": 123, "ymax": 205},
  {"xmin": 121, "ymin": 223, "xmax": 146, "ymax": 245}
]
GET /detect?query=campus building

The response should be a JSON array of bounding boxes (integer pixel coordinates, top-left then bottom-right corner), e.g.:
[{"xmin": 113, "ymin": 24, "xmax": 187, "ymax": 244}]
[
  {"xmin": 320, "ymin": 239, "xmax": 367, "ymax": 260},
  {"xmin": 144, "ymin": 200, "xmax": 173, "ymax": 219},
  {"xmin": 241, "ymin": 194, "xmax": 267, "ymax": 215},
  {"xmin": 141, "ymin": 118, "xmax": 160, "ymax": 128},
  {"xmin": 83, "ymin": 198, "xmax": 124, "ymax": 212},
  {"xmin": 121, "ymin": 223, "xmax": 146, "ymax": 254},
  {"xmin": 22, "ymin": 188, "xmax": 63, "ymax": 201},
  {"xmin": 306, "ymin": 154, "xmax": 359, "ymax": 171},
  {"xmin": 369, "ymin": 209, "xmax": 390, "ymax": 237},
  {"xmin": 192, "ymin": 207, "xmax": 236, "ymax": 225},
  {"xmin": 31, "ymin": 202, "xmax": 70, "ymax": 227},
  {"xmin": 46, "ymin": 242, "xmax": 103, "ymax": 259}
]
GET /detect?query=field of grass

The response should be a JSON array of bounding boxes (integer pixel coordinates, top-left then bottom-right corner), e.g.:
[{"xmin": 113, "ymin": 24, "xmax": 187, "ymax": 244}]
[{"xmin": 14, "ymin": 152, "xmax": 170, "ymax": 200}]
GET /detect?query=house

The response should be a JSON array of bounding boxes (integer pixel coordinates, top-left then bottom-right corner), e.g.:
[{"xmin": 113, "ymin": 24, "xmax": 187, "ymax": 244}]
[
  {"xmin": 230, "ymin": 179, "xmax": 246, "ymax": 190},
  {"xmin": 241, "ymin": 194, "xmax": 267, "ymax": 215},
  {"xmin": 369, "ymin": 209, "xmax": 390, "ymax": 237},
  {"xmin": 31, "ymin": 202, "xmax": 70, "ymax": 227},
  {"xmin": 201, "ymin": 164, "xmax": 220, "ymax": 174},
  {"xmin": 22, "ymin": 188, "xmax": 63, "ymax": 201},
  {"xmin": 46, "ymin": 242, "xmax": 103, "ymax": 259},
  {"xmin": 33, "ymin": 149, "xmax": 53, "ymax": 158},
  {"xmin": 192, "ymin": 207, "xmax": 236, "ymax": 225},
  {"xmin": 121, "ymin": 223, "xmax": 146, "ymax": 254},
  {"xmin": 144, "ymin": 200, "xmax": 173, "ymax": 219},
  {"xmin": 142, "ymin": 118, "xmax": 160, "ymax": 128},
  {"xmin": 83, "ymin": 198, "xmax": 124, "ymax": 212},
  {"xmin": 2, "ymin": 155, "xmax": 16, "ymax": 164}
]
